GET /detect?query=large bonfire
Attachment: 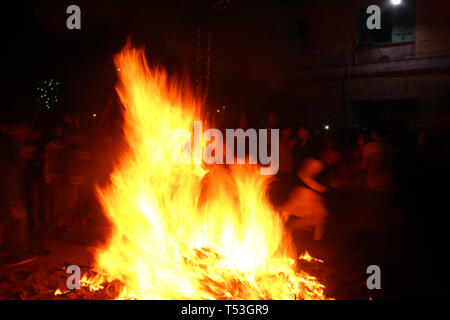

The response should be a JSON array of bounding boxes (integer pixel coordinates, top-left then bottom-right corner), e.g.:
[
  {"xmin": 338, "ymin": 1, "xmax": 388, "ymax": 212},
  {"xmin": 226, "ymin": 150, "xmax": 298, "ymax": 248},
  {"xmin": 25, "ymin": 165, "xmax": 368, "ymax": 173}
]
[{"xmin": 78, "ymin": 42, "xmax": 328, "ymax": 300}]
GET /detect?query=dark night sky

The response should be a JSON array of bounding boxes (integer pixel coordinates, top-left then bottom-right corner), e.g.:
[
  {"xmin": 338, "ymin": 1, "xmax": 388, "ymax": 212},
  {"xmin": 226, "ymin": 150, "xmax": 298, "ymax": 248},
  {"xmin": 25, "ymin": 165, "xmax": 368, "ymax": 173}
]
[
  {"xmin": 2, "ymin": 1, "xmax": 208, "ymax": 119},
  {"xmin": 0, "ymin": 0, "xmax": 329, "ymax": 124}
]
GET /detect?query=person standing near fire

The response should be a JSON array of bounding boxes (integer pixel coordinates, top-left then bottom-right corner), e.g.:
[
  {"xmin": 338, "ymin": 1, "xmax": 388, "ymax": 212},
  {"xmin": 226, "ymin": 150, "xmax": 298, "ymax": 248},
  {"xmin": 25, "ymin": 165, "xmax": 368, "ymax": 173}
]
[
  {"xmin": 360, "ymin": 129, "xmax": 393, "ymax": 227},
  {"xmin": 0, "ymin": 124, "xmax": 31, "ymax": 265},
  {"xmin": 0, "ymin": 123, "xmax": 34, "ymax": 263},
  {"xmin": 281, "ymin": 144, "xmax": 340, "ymax": 241},
  {"xmin": 361, "ymin": 129, "xmax": 393, "ymax": 193}
]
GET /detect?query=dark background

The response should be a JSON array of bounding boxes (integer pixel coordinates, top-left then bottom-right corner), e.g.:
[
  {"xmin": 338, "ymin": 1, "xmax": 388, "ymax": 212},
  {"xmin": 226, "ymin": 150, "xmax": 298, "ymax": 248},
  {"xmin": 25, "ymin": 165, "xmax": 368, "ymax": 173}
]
[
  {"xmin": 2, "ymin": 0, "xmax": 449, "ymax": 131},
  {"xmin": 0, "ymin": 0, "xmax": 449, "ymax": 300}
]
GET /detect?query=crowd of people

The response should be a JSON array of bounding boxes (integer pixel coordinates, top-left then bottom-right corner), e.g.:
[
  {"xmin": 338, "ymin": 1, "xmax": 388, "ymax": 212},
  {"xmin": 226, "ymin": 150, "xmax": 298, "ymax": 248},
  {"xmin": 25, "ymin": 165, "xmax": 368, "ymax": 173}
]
[
  {"xmin": 0, "ymin": 104, "xmax": 121, "ymax": 265},
  {"xmin": 265, "ymin": 113, "xmax": 448, "ymax": 245},
  {"xmin": 1, "ymin": 103, "xmax": 448, "ymax": 268}
]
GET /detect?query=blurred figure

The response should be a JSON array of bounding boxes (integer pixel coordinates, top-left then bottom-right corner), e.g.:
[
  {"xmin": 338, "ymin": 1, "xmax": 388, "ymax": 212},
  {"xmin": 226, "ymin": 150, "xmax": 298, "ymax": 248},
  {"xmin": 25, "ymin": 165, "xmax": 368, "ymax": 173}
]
[
  {"xmin": 360, "ymin": 129, "xmax": 393, "ymax": 228},
  {"xmin": 44, "ymin": 123, "xmax": 80, "ymax": 232},
  {"xmin": 361, "ymin": 130, "xmax": 393, "ymax": 192},
  {"xmin": 357, "ymin": 132, "xmax": 367, "ymax": 154},
  {"xmin": 412, "ymin": 129, "xmax": 436, "ymax": 165},
  {"xmin": 268, "ymin": 127, "xmax": 297, "ymax": 207},
  {"xmin": 0, "ymin": 124, "xmax": 33, "ymax": 262},
  {"xmin": 297, "ymin": 126, "xmax": 309, "ymax": 149},
  {"xmin": 279, "ymin": 127, "xmax": 296, "ymax": 174},
  {"xmin": 7, "ymin": 121, "xmax": 50, "ymax": 245},
  {"xmin": 293, "ymin": 125, "xmax": 315, "ymax": 170},
  {"xmin": 44, "ymin": 125, "xmax": 66, "ymax": 229},
  {"xmin": 282, "ymin": 147, "xmax": 340, "ymax": 240}
]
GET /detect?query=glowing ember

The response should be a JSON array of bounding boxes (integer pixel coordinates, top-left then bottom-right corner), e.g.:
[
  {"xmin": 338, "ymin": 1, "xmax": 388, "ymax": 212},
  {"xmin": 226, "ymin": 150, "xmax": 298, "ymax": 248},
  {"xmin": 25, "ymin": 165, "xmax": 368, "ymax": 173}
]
[
  {"xmin": 299, "ymin": 251, "xmax": 324, "ymax": 264},
  {"xmin": 54, "ymin": 288, "xmax": 69, "ymax": 296},
  {"xmin": 78, "ymin": 42, "xmax": 329, "ymax": 300}
]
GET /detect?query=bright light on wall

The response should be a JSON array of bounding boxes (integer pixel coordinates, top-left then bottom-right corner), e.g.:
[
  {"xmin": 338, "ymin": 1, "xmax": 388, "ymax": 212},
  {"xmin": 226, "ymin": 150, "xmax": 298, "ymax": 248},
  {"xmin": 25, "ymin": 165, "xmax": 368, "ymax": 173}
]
[{"xmin": 391, "ymin": 0, "xmax": 402, "ymax": 5}]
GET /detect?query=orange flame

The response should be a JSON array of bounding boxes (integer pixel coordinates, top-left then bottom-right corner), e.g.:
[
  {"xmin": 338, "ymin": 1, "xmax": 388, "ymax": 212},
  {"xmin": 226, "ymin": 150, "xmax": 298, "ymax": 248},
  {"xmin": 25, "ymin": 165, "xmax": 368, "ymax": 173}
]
[{"xmin": 83, "ymin": 42, "xmax": 329, "ymax": 300}]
